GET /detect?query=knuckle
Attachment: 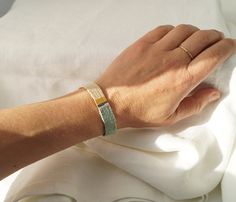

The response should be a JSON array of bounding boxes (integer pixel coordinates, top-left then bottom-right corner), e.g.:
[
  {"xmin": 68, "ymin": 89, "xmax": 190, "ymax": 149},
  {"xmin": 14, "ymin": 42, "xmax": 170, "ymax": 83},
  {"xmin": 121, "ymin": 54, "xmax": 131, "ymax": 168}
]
[
  {"xmin": 140, "ymin": 25, "xmax": 175, "ymax": 43},
  {"xmin": 197, "ymin": 30, "xmax": 212, "ymax": 43},
  {"xmin": 185, "ymin": 68, "xmax": 195, "ymax": 84},
  {"xmin": 158, "ymin": 24, "xmax": 174, "ymax": 31},
  {"xmin": 176, "ymin": 24, "xmax": 198, "ymax": 32},
  {"xmin": 176, "ymin": 24, "xmax": 191, "ymax": 30},
  {"xmin": 210, "ymin": 29, "xmax": 224, "ymax": 39},
  {"xmin": 133, "ymin": 41, "xmax": 147, "ymax": 52}
]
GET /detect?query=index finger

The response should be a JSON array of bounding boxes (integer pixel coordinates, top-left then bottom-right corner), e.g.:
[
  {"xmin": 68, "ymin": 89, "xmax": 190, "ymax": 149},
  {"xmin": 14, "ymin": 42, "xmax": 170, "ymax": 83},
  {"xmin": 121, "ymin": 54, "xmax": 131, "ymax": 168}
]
[{"xmin": 188, "ymin": 38, "xmax": 236, "ymax": 83}]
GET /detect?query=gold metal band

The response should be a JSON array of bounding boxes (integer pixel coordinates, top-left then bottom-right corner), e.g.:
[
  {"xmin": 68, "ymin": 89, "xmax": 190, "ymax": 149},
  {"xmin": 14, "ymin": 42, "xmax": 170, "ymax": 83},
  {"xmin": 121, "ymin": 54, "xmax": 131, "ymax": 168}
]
[
  {"xmin": 82, "ymin": 83, "xmax": 117, "ymax": 136},
  {"xmin": 179, "ymin": 45, "xmax": 194, "ymax": 59}
]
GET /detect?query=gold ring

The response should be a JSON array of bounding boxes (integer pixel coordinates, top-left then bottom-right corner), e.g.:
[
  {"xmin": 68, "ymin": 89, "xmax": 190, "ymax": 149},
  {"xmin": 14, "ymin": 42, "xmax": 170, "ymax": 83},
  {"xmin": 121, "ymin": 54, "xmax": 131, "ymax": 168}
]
[{"xmin": 179, "ymin": 45, "xmax": 194, "ymax": 60}]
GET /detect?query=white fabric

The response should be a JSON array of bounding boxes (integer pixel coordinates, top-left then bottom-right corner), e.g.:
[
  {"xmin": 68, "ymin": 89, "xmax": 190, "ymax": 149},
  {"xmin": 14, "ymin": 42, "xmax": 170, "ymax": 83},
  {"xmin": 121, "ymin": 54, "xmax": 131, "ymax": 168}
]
[
  {"xmin": 6, "ymin": 143, "xmax": 220, "ymax": 202},
  {"xmin": 0, "ymin": 0, "xmax": 235, "ymax": 201}
]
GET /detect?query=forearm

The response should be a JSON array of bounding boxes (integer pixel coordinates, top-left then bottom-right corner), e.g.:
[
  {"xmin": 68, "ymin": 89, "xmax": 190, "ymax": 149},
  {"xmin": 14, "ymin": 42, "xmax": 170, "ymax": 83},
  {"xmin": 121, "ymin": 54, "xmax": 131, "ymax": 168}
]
[{"xmin": 0, "ymin": 88, "xmax": 103, "ymax": 180}]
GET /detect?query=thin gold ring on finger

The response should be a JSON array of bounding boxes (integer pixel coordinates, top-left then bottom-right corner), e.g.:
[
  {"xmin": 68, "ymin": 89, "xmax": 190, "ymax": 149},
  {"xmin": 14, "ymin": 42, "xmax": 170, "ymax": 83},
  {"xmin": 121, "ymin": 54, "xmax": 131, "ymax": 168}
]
[{"xmin": 179, "ymin": 45, "xmax": 194, "ymax": 60}]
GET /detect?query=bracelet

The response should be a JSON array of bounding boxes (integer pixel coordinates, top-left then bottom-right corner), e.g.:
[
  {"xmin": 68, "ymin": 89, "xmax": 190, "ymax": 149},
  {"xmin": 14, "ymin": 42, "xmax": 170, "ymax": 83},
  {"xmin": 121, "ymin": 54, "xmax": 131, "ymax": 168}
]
[{"xmin": 82, "ymin": 83, "xmax": 117, "ymax": 136}]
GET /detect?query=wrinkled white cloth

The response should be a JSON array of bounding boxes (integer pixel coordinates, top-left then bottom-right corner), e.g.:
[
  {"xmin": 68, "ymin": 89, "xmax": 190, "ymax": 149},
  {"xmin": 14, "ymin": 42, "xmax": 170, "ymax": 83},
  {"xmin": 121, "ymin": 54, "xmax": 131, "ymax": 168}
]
[
  {"xmin": 0, "ymin": 0, "xmax": 236, "ymax": 201},
  {"xmin": 7, "ymin": 143, "xmax": 220, "ymax": 202}
]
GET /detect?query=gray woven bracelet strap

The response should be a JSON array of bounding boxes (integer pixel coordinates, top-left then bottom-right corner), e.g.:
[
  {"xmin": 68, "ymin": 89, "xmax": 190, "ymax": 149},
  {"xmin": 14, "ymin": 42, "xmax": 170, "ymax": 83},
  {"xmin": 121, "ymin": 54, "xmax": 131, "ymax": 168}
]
[{"xmin": 82, "ymin": 83, "xmax": 117, "ymax": 136}]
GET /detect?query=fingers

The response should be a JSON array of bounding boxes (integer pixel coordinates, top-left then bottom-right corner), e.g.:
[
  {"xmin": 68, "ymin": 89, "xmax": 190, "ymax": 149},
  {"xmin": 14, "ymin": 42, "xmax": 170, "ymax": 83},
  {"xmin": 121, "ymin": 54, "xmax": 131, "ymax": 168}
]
[
  {"xmin": 139, "ymin": 25, "xmax": 174, "ymax": 44},
  {"xmin": 188, "ymin": 38, "xmax": 236, "ymax": 83},
  {"xmin": 166, "ymin": 88, "xmax": 221, "ymax": 124},
  {"xmin": 155, "ymin": 24, "xmax": 199, "ymax": 50},
  {"xmin": 176, "ymin": 29, "xmax": 224, "ymax": 61}
]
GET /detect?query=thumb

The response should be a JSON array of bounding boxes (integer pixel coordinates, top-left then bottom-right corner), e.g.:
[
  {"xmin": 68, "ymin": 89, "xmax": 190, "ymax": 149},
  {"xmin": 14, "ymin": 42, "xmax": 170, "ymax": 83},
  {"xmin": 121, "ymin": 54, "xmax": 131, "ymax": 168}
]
[{"xmin": 167, "ymin": 88, "xmax": 221, "ymax": 124}]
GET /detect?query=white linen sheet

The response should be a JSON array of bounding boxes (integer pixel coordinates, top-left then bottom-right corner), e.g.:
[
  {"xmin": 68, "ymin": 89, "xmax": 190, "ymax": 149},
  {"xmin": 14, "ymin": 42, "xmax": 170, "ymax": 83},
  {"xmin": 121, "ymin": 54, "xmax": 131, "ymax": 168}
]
[
  {"xmin": 4, "ymin": 143, "xmax": 222, "ymax": 202},
  {"xmin": 0, "ymin": 0, "xmax": 236, "ymax": 201}
]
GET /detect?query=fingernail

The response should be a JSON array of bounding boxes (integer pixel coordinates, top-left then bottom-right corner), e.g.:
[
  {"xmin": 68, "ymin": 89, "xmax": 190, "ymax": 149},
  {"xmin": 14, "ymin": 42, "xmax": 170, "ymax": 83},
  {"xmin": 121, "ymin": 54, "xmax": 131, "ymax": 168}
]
[{"xmin": 209, "ymin": 92, "xmax": 221, "ymax": 102}]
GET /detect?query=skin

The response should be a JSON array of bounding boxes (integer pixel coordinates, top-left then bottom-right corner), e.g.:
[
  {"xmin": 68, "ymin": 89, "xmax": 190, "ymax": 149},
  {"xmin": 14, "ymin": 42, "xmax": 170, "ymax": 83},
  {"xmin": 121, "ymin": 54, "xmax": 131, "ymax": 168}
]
[{"xmin": 0, "ymin": 24, "xmax": 236, "ymax": 180}]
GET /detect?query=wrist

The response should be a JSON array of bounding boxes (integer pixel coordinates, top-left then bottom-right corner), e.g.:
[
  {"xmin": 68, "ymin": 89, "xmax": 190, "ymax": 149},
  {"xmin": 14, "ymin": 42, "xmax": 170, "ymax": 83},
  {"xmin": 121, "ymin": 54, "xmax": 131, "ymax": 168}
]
[
  {"xmin": 75, "ymin": 88, "xmax": 105, "ymax": 137},
  {"xmin": 81, "ymin": 83, "xmax": 118, "ymax": 135},
  {"xmin": 96, "ymin": 85, "xmax": 126, "ymax": 129}
]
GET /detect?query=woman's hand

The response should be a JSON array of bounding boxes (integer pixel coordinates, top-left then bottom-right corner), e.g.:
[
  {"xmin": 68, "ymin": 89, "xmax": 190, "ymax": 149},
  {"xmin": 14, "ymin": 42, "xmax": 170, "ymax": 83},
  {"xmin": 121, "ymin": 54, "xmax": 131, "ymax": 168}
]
[
  {"xmin": 1, "ymin": 24, "xmax": 236, "ymax": 180},
  {"xmin": 96, "ymin": 24, "xmax": 236, "ymax": 128}
]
